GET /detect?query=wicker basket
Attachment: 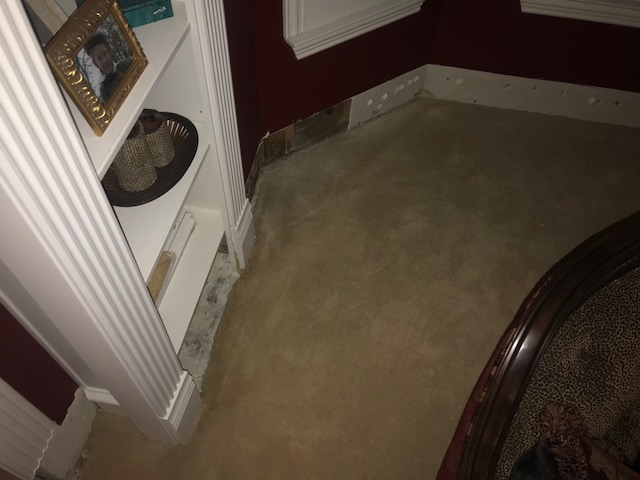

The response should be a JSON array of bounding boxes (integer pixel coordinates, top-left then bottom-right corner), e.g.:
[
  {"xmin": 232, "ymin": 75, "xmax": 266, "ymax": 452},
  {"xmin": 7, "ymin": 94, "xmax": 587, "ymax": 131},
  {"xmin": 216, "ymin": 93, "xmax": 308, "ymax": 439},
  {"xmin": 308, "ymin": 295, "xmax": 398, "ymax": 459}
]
[{"xmin": 111, "ymin": 122, "xmax": 157, "ymax": 192}]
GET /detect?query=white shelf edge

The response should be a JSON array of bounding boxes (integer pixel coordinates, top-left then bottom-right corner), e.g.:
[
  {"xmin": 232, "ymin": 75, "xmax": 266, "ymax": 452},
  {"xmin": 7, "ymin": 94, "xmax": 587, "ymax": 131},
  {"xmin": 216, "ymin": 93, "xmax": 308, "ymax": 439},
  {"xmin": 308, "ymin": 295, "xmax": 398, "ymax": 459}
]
[
  {"xmin": 114, "ymin": 127, "xmax": 210, "ymax": 280},
  {"xmin": 70, "ymin": 2, "xmax": 191, "ymax": 177},
  {"xmin": 158, "ymin": 207, "xmax": 225, "ymax": 352}
]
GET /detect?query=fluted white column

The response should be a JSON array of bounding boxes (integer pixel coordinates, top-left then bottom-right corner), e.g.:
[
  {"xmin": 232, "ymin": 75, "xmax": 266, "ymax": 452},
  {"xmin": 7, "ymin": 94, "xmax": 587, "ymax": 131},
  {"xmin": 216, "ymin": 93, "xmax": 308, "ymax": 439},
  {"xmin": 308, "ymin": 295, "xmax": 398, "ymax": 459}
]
[
  {"xmin": 0, "ymin": 0, "xmax": 199, "ymax": 444},
  {"xmin": 195, "ymin": 0, "xmax": 256, "ymax": 268}
]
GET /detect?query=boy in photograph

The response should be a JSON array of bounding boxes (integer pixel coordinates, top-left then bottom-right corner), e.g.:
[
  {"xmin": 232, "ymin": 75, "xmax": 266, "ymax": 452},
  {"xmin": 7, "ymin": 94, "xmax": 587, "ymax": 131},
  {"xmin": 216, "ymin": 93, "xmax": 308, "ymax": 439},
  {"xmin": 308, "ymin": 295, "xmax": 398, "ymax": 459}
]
[{"xmin": 84, "ymin": 32, "xmax": 132, "ymax": 102}]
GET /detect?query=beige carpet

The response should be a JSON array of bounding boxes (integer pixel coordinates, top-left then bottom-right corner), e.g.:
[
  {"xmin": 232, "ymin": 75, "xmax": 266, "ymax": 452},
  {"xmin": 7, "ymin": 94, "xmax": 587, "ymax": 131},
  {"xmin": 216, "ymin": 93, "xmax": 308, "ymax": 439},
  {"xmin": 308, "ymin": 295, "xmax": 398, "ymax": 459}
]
[{"xmin": 76, "ymin": 98, "xmax": 640, "ymax": 480}]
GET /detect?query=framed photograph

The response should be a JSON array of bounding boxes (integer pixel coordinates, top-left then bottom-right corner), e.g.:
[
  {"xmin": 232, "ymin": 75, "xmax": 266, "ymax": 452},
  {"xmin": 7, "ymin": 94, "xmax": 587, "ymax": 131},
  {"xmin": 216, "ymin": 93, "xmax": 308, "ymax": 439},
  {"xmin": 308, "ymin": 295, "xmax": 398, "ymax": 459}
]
[{"xmin": 44, "ymin": 0, "xmax": 148, "ymax": 136}]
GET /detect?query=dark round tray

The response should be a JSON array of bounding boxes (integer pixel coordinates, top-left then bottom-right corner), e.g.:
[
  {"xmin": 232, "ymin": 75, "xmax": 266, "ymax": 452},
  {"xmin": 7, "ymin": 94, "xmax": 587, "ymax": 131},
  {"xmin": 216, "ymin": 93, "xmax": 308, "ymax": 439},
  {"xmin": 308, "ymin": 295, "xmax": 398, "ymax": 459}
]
[{"xmin": 102, "ymin": 112, "xmax": 198, "ymax": 207}]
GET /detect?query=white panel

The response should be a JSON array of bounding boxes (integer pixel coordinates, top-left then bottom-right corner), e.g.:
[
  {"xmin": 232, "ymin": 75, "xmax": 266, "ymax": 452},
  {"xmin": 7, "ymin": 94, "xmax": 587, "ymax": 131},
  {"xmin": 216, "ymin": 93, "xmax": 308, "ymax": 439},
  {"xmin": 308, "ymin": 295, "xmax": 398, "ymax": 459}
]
[
  {"xmin": 520, "ymin": 0, "xmax": 640, "ymax": 28},
  {"xmin": 0, "ymin": 378, "xmax": 54, "ymax": 480},
  {"xmin": 38, "ymin": 389, "xmax": 96, "ymax": 480},
  {"xmin": 283, "ymin": 0, "xmax": 425, "ymax": 59},
  {"xmin": 159, "ymin": 208, "xmax": 225, "ymax": 351}
]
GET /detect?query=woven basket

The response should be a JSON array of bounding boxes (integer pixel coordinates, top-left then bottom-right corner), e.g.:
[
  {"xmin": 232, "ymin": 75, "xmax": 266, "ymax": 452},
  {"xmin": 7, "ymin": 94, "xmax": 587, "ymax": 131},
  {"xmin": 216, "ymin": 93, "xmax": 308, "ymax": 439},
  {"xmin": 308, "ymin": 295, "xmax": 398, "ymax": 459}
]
[{"xmin": 111, "ymin": 122, "xmax": 157, "ymax": 192}]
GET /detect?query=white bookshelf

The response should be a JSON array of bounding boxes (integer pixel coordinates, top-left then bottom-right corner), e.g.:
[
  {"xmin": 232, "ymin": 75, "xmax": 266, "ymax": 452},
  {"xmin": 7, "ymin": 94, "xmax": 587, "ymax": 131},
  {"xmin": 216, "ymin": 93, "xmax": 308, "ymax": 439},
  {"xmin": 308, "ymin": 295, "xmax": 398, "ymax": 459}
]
[
  {"xmin": 68, "ymin": 0, "xmax": 229, "ymax": 353},
  {"xmin": 114, "ymin": 129, "xmax": 209, "ymax": 280},
  {"xmin": 74, "ymin": 1, "xmax": 192, "ymax": 177}
]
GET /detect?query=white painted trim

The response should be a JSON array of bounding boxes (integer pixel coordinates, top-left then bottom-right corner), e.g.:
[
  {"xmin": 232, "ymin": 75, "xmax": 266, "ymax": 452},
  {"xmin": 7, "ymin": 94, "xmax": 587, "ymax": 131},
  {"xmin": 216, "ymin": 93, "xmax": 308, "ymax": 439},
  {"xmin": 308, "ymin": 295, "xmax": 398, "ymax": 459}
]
[
  {"xmin": 0, "ymin": 0, "xmax": 199, "ymax": 445},
  {"xmin": 0, "ymin": 0, "xmax": 251, "ymax": 452},
  {"xmin": 284, "ymin": 0, "xmax": 425, "ymax": 59},
  {"xmin": 233, "ymin": 199, "xmax": 256, "ymax": 269},
  {"xmin": 520, "ymin": 0, "xmax": 640, "ymax": 28},
  {"xmin": 423, "ymin": 64, "xmax": 640, "ymax": 128},
  {"xmin": 198, "ymin": 0, "xmax": 256, "ymax": 266},
  {"xmin": 83, "ymin": 388, "xmax": 120, "ymax": 408},
  {"xmin": 0, "ymin": 378, "xmax": 54, "ymax": 480},
  {"xmin": 39, "ymin": 389, "xmax": 96, "ymax": 480},
  {"xmin": 163, "ymin": 372, "xmax": 201, "ymax": 443}
]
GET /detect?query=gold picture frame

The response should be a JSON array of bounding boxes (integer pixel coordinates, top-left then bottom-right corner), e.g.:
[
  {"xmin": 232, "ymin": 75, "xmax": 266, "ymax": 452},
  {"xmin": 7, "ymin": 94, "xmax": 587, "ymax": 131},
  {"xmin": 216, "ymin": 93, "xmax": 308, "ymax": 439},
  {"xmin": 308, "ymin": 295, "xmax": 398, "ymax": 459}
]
[{"xmin": 44, "ymin": 0, "xmax": 148, "ymax": 136}]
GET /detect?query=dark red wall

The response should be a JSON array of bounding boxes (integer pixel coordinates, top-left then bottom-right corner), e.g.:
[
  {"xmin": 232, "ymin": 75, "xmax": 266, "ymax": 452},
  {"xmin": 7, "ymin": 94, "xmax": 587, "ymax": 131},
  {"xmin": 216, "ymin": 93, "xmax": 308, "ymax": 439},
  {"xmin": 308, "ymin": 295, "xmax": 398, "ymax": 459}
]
[
  {"xmin": 224, "ymin": 0, "xmax": 263, "ymax": 179},
  {"xmin": 224, "ymin": 0, "xmax": 640, "ymax": 178},
  {"xmin": 223, "ymin": 0, "xmax": 440, "ymax": 176},
  {"xmin": 249, "ymin": 0, "xmax": 438, "ymax": 134},
  {"xmin": 0, "ymin": 303, "xmax": 77, "ymax": 425},
  {"xmin": 0, "ymin": 468, "xmax": 20, "ymax": 480},
  {"xmin": 429, "ymin": 0, "xmax": 640, "ymax": 94}
]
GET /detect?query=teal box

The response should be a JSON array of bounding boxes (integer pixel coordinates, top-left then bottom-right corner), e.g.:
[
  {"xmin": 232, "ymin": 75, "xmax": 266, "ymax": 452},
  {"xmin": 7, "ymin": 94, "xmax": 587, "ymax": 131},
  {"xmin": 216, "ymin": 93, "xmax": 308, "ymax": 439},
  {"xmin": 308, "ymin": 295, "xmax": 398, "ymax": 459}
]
[{"xmin": 119, "ymin": 0, "xmax": 174, "ymax": 27}]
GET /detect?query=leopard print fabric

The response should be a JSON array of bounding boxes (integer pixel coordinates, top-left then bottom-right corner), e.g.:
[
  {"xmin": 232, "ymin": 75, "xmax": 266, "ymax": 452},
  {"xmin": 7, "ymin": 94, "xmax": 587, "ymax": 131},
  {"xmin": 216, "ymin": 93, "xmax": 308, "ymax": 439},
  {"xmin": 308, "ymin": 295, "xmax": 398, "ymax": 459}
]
[{"xmin": 495, "ymin": 265, "xmax": 640, "ymax": 479}]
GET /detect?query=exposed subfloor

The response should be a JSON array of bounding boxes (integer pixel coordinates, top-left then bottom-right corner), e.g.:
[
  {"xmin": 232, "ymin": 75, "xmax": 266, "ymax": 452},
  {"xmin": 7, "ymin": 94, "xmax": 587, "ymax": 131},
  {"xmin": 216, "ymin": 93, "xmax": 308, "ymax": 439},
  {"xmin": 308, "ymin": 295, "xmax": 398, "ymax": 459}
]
[
  {"xmin": 75, "ymin": 98, "xmax": 640, "ymax": 480},
  {"xmin": 178, "ymin": 249, "xmax": 239, "ymax": 391}
]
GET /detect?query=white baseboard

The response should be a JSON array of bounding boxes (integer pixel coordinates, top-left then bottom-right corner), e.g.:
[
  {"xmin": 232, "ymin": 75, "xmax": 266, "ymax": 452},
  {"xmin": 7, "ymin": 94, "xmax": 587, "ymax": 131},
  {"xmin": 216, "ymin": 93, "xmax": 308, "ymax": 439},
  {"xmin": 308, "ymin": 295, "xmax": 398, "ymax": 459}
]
[
  {"xmin": 349, "ymin": 66, "xmax": 427, "ymax": 128},
  {"xmin": 83, "ymin": 387, "xmax": 122, "ymax": 415},
  {"xmin": 38, "ymin": 389, "xmax": 96, "ymax": 480},
  {"xmin": 423, "ymin": 64, "xmax": 640, "ymax": 128},
  {"xmin": 162, "ymin": 371, "xmax": 201, "ymax": 444},
  {"xmin": 84, "ymin": 371, "xmax": 201, "ymax": 445},
  {"xmin": 233, "ymin": 199, "xmax": 256, "ymax": 270}
]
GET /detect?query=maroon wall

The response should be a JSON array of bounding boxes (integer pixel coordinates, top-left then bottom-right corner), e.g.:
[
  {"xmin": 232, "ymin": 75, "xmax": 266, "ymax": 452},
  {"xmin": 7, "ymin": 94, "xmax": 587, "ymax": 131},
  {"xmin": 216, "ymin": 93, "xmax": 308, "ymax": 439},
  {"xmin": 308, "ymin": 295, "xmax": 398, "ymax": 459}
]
[
  {"xmin": 429, "ymin": 0, "xmax": 640, "ymax": 94},
  {"xmin": 224, "ymin": 0, "xmax": 440, "ymax": 176},
  {"xmin": 224, "ymin": 0, "xmax": 640, "ymax": 178},
  {"xmin": 249, "ymin": 0, "xmax": 439, "ymax": 134},
  {"xmin": 223, "ymin": 0, "xmax": 263, "ymax": 179},
  {"xmin": 0, "ymin": 468, "xmax": 20, "ymax": 480},
  {"xmin": 0, "ymin": 303, "xmax": 77, "ymax": 425}
]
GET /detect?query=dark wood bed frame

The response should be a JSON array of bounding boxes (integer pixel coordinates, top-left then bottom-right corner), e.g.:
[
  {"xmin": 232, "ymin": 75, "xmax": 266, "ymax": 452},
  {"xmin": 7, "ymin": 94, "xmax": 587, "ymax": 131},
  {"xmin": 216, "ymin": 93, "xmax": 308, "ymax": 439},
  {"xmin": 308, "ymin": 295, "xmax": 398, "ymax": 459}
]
[{"xmin": 437, "ymin": 211, "xmax": 640, "ymax": 480}]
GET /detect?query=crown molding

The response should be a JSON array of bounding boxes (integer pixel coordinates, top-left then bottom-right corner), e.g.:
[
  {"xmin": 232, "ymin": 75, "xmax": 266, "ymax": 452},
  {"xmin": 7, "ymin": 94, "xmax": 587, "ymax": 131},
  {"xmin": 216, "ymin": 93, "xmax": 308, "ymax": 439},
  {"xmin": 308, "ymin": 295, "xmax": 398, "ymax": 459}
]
[
  {"xmin": 521, "ymin": 0, "xmax": 640, "ymax": 28},
  {"xmin": 284, "ymin": 0, "xmax": 425, "ymax": 59}
]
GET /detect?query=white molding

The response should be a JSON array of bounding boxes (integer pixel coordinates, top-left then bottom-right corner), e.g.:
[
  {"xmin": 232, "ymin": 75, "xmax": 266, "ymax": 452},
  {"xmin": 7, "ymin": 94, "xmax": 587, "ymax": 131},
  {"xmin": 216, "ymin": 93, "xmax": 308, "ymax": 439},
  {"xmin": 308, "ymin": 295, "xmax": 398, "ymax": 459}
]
[
  {"xmin": 0, "ymin": 378, "xmax": 54, "ymax": 480},
  {"xmin": 39, "ymin": 389, "xmax": 96, "ymax": 480},
  {"xmin": 233, "ymin": 199, "xmax": 256, "ymax": 269},
  {"xmin": 198, "ymin": 0, "xmax": 256, "ymax": 266},
  {"xmin": 84, "ymin": 388, "xmax": 120, "ymax": 408},
  {"xmin": 0, "ymin": 0, "xmax": 248, "ymax": 458},
  {"xmin": 0, "ymin": 0, "xmax": 199, "ymax": 445},
  {"xmin": 163, "ymin": 372, "xmax": 201, "ymax": 443},
  {"xmin": 423, "ymin": 64, "xmax": 640, "ymax": 128},
  {"xmin": 284, "ymin": 0, "xmax": 425, "ymax": 59},
  {"xmin": 520, "ymin": 0, "xmax": 640, "ymax": 28}
]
